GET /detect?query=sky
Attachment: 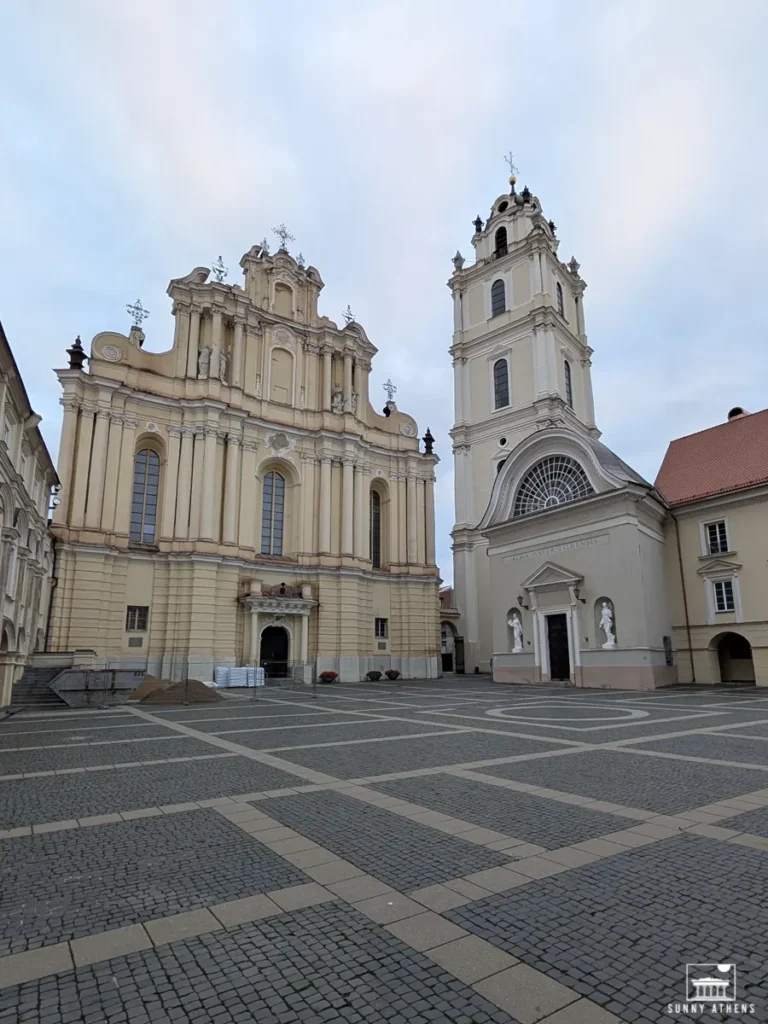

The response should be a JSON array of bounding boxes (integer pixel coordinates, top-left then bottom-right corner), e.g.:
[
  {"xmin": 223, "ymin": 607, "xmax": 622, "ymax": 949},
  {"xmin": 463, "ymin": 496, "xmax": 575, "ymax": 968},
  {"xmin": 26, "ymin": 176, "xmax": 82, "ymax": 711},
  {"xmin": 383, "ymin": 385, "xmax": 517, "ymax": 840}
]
[{"xmin": 1, "ymin": 0, "xmax": 766, "ymax": 585}]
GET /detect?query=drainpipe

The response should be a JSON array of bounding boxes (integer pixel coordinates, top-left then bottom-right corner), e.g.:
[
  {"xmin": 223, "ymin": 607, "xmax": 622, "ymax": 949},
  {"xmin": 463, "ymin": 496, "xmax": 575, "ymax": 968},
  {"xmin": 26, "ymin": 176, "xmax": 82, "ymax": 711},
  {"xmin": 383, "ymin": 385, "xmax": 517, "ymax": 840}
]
[{"xmin": 671, "ymin": 511, "xmax": 695, "ymax": 682}]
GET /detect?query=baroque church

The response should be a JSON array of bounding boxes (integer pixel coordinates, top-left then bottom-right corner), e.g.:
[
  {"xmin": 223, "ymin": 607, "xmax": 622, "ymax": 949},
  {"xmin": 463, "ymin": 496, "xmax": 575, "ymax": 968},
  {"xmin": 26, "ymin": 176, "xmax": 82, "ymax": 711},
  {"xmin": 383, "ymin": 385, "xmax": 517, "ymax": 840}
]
[
  {"xmin": 47, "ymin": 240, "xmax": 440, "ymax": 683},
  {"xmin": 448, "ymin": 170, "xmax": 768, "ymax": 689}
]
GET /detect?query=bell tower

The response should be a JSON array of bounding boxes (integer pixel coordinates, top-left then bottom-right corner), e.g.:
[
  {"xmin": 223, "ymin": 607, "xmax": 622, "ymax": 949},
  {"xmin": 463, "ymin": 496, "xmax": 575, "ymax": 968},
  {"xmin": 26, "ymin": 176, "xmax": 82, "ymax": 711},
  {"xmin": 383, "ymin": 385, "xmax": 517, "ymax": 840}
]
[{"xmin": 448, "ymin": 164, "xmax": 597, "ymax": 673}]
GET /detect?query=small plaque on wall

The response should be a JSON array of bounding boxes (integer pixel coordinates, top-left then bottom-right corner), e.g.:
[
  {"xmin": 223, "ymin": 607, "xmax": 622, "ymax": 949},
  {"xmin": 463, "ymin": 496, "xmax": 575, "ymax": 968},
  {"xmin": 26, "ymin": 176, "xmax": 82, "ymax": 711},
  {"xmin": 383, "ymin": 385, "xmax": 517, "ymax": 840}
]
[
  {"xmin": 377, "ymin": 642, "xmax": 387, "ymax": 651},
  {"xmin": 128, "ymin": 637, "xmax": 144, "ymax": 648}
]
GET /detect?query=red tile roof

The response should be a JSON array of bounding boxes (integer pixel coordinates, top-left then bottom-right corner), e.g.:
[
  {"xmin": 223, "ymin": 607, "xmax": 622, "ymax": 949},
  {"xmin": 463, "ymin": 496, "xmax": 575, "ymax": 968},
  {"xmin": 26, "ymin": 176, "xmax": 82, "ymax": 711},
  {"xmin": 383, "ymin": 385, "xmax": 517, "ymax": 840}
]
[{"xmin": 655, "ymin": 409, "xmax": 768, "ymax": 505}]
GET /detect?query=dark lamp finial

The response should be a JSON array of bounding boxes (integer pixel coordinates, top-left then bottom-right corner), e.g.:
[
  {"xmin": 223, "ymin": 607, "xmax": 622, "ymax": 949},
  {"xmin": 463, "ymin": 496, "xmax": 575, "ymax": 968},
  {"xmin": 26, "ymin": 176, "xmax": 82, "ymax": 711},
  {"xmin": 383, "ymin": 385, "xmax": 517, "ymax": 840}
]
[
  {"xmin": 422, "ymin": 427, "xmax": 435, "ymax": 455},
  {"xmin": 66, "ymin": 335, "xmax": 86, "ymax": 370},
  {"xmin": 473, "ymin": 215, "xmax": 483, "ymax": 234}
]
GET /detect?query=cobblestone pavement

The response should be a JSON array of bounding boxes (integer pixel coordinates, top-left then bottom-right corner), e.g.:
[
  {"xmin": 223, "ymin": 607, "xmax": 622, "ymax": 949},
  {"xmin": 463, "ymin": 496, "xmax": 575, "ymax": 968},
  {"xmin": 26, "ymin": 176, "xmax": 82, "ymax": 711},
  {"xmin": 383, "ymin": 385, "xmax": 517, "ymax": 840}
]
[{"xmin": 1, "ymin": 680, "xmax": 768, "ymax": 1023}]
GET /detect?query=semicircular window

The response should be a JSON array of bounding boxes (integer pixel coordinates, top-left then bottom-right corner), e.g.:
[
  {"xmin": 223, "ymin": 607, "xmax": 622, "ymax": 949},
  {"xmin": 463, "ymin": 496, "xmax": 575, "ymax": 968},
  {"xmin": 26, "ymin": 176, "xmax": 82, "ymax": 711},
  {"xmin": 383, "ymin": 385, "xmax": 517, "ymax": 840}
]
[{"xmin": 513, "ymin": 456, "xmax": 594, "ymax": 517}]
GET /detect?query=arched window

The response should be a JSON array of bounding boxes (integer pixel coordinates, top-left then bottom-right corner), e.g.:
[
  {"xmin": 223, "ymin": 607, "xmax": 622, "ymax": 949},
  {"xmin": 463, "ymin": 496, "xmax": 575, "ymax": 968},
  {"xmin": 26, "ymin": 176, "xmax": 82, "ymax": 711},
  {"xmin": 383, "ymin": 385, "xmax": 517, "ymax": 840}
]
[
  {"xmin": 564, "ymin": 359, "xmax": 573, "ymax": 409},
  {"xmin": 261, "ymin": 471, "xmax": 285, "ymax": 555},
  {"xmin": 130, "ymin": 449, "xmax": 160, "ymax": 543},
  {"xmin": 493, "ymin": 359, "xmax": 509, "ymax": 410},
  {"xmin": 370, "ymin": 490, "xmax": 382, "ymax": 568},
  {"xmin": 491, "ymin": 279, "xmax": 506, "ymax": 317},
  {"xmin": 494, "ymin": 227, "xmax": 508, "ymax": 257},
  {"xmin": 556, "ymin": 282, "xmax": 564, "ymax": 316},
  {"xmin": 513, "ymin": 456, "xmax": 594, "ymax": 517}
]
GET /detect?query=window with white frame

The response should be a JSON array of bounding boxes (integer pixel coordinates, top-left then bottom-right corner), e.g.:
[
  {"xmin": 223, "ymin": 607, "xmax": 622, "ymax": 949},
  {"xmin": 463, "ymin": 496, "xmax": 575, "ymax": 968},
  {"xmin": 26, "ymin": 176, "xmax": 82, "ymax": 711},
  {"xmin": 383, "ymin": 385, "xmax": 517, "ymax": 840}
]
[
  {"xmin": 705, "ymin": 520, "xmax": 729, "ymax": 555},
  {"xmin": 713, "ymin": 580, "xmax": 735, "ymax": 613},
  {"xmin": 374, "ymin": 617, "xmax": 389, "ymax": 639},
  {"xmin": 126, "ymin": 605, "xmax": 149, "ymax": 631}
]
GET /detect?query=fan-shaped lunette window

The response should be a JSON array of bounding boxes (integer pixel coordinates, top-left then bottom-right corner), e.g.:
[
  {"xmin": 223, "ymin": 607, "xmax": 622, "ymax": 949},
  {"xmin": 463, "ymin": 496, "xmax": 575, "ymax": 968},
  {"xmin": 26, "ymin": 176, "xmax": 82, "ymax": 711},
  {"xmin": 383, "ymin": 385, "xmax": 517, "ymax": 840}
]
[{"xmin": 513, "ymin": 456, "xmax": 594, "ymax": 517}]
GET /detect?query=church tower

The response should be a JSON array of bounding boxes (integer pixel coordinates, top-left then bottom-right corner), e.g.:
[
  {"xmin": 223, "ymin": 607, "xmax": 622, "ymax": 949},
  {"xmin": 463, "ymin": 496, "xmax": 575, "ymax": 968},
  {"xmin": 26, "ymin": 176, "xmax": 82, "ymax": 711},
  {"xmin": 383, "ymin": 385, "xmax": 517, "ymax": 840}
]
[{"xmin": 448, "ymin": 168, "xmax": 597, "ymax": 673}]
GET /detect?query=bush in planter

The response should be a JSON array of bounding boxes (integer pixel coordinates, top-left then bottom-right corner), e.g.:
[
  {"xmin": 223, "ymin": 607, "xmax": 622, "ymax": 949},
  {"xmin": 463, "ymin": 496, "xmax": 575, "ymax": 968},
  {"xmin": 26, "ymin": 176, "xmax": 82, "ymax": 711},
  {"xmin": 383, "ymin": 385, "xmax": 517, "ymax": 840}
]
[
  {"xmin": 366, "ymin": 670, "xmax": 382, "ymax": 681},
  {"xmin": 385, "ymin": 669, "xmax": 401, "ymax": 680},
  {"xmin": 318, "ymin": 671, "xmax": 338, "ymax": 684}
]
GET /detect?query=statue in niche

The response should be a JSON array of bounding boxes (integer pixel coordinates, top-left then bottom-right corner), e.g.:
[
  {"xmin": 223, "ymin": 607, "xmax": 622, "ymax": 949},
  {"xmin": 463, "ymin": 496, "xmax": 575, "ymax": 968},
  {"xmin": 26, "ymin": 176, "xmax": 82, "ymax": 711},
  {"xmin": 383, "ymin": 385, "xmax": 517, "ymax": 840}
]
[
  {"xmin": 219, "ymin": 351, "xmax": 228, "ymax": 382},
  {"xmin": 255, "ymin": 373, "xmax": 263, "ymax": 398},
  {"xmin": 350, "ymin": 392, "xmax": 358, "ymax": 415},
  {"xmin": 197, "ymin": 346, "xmax": 211, "ymax": 378},
  {"xmin": 600, "ymin": 601, "xmax": 616, "ymax": 649},
  {"xmin": 508, "ymin": 613, "xmax": 523, "ymax": 653},
  {"xmin": 331, "ymin": 385, "xmax": 345, "ymax": 414}
]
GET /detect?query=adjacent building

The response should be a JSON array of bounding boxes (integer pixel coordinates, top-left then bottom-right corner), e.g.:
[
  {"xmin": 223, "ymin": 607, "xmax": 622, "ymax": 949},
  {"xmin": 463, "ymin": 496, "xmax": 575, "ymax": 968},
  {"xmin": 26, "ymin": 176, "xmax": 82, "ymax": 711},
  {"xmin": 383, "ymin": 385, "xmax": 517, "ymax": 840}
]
[
  {"xmin": 47, "ymin": 242, "xmax": 440, "ymax": 683},
  {"xmin": 0, "ymin": 321, "xmax": 58, "ymax": 705}
]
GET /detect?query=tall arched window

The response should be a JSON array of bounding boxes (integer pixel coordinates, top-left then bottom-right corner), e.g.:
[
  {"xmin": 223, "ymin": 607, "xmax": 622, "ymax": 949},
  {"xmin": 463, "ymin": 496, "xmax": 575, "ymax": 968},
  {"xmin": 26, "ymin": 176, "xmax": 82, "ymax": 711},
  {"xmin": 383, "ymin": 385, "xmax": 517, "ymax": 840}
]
[
  {"xmin": 261, "ymin": 472, "xmax": 285, "ymax": 555},
  {"xmin": 564, "ymin": 359, "xmax": 573, "ymax": 409},
  {"xmin": 494, "ymin": 227, "xmax": 508, "ymax": 257},
  {"xmin": 491, "ymin": 279, "xmax": 506, "ymax": 317},
  {"xmin": 513, "ymin": 456, "xmax": 594, "ymax": 517},
  {"xmin": 130, "ymin": 450, "xmax": 160, "ymax": 543},
  {"xmin": 370, "ymin": 490, "xmax": 382, "ymax": 568},
  {"xmin": 556, "ymin": 282, "xmax": 564, "ymax": 316},
  {"xmin": 493, "ymin": 359, "xmax": 509, "ymax": 410}
]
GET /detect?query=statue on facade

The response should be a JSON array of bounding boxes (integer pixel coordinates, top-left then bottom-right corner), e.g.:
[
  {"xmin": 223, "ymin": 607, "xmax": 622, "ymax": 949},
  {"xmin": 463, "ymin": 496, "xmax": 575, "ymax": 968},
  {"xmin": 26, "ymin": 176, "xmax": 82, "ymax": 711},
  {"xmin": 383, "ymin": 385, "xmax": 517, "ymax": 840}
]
[
  {"xmin": 508, "ymin": 613, "xmax": 523, "ymax": 653},
  {"xmin": 600, "ymin": 601, "xmax": 616, "ymax": 649},
  {"xmin": 331, "ymin": 386, "xmax": 345, "ymax": 414},
  {"xmin": 197, "ymin": 346, "xmax": 211, "ymax": 378},
  {"xmin": 219, "ymin": 351, "xmax": 228, "ymax": 382},
  {"xmin": 350, "ymin": 392, "xmax": 358, "ymax": 415},
  {"xmin": 254, "ymin": 373, "xmax": 262, "ymax": 398}
]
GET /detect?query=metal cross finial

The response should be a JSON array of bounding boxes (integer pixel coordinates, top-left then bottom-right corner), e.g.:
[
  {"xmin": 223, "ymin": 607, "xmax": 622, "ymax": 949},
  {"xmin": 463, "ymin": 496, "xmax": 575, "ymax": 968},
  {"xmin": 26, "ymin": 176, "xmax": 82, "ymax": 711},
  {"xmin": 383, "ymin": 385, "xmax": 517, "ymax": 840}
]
[
  {"xmin": 126, "ymin": 299, "xmax": 150, "ymax": 328},
  {"xmin": 212, "ymin": 255, "xmax": 228, "ymax": 283},
  {"xmin": 271, "ymin": 223, "xmax": 295, "ymax": 250},
  {"xmin": 342, "ymin": 304, "xmax": 355, "ymax": 325},
  {"xmin": 504, "ymin": 152, "xmax": 518, "ymax": 177},
  {"xmin": 383, "ymin": 378, "xmax": 397, "ymax": 403}
]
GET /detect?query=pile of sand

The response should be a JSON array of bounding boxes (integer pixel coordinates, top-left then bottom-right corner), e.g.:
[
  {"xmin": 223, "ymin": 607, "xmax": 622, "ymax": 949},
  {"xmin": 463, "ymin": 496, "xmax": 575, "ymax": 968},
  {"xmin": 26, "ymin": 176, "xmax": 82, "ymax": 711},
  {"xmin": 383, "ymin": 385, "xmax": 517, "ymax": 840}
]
[
  {"xmin": 128, "ymin": 675, "xmax": 169, "ymax": 701},
  {"xmin": 139, "ymin": 678, "xmax": 224, "ymax": 705}
]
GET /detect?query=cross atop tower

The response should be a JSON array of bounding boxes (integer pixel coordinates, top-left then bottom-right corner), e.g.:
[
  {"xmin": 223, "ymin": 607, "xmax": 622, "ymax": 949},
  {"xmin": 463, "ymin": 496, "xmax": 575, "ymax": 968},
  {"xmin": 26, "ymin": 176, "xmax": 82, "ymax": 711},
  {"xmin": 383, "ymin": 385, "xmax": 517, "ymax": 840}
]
[
  {"xmin": 271, "ymin": 223, "xmax": 295, "ymax": 251},
  {"xmin": 504, "ymin": 152, "xmax": 518, "ymax": 177},
  {"xmin": 212, "ymin": 255, "xmax": 228, "ymax": 283},
  {"xmin": 383, "ymin": 378, "xmax": 397, "ymax": 403},
  {"xmin": 126, "ymin": 299, "xmax": 150, "ymax": 328}
]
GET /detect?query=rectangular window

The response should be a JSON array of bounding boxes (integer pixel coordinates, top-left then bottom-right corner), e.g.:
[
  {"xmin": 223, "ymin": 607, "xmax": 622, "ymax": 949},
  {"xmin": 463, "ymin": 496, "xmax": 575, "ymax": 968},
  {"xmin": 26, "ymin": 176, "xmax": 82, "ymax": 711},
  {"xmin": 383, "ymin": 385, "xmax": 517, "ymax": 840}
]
[
  {"xmin": 713, "ymin": 580, "xmax": 735, "ymax": 613},
  {"xmin": 706, "ymin": 520, "xmax": 729, "ymax": 555},
  {"xmin": 374, "ymin": 617, "xmax": 389, "ymax": 639},
  {"xmin": 126, "ymin": 605, "xmax": 149, "ymax": 631}
]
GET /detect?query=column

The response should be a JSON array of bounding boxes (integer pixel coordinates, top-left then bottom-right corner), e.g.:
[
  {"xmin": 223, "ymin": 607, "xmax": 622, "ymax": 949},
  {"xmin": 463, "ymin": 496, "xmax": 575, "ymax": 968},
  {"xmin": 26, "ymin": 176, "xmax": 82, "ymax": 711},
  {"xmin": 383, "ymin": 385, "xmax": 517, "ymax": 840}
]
[
  {"xmin": 52, "ymin": 397, "xmax": 79, "ymax": 525},
  {"xmin": 353, "ymin": 462, "xmax": 366, "ymax": 559},
  {"xmin": 188, "ymin": 431, "xmax": 205, "ymax": 539},
  {"xmin": 581, "ymin": 356, "xmax": 596, "ymax": 428},
  {"xmin": 249, "ymin": 609, "xmax": 260, "ymax": 666},
  {"xmin": 0, "ymin": 378, "xmax": 7, "ymax": 431},
  {"xmin": 406, "ymin": 474, "xmax": 418, "ymax": 564},
  {"xmin": 113, "ymin": 418, "xmax": 138, "ymax": 535},
  {"xmin": 318, "ymin": 456, "xmax": 332, "ymax": 552},
  {"xmin": 186, "ymin": 309, "xmax": 201, "ymax": 378},
  {"xmin": 175, "ymin": 428, "xmax": 195, "ymax": 539},
  {"xmin": 453, "ymin": 357, "xmax": 465, "ymax": 424},
  {"xmin": 232, "ymin": 318, "xmax": 244, "ymax": 389},
  {"xmin": 341, "ymin": 456, "xmax": 354, "ymax": 555},
  {"xmin": 223, "ymin": 433, "xmax": 241, "ymax": 545},
  {"xmin": 353, "ymin": 361, "xmax": 363, "ymax": 417},
  {"xmin": 69, "ymin": 409, "xmax": 94, "ymax": 528},
  {"xmin": 244, "ymin": 323, "xmax": 261, "ymax": 395},
  {"xmin": 200, "ymin": 427, "xmax": 219, "ymax": 540},
  {"xmin": 238, "ymin": 441, "xmax": 258, "ymax": 549},
  {"xmin": 210, "ymin": 307, "xmax": 224, "ymax": 379},
  {"xmin": 388, "ymin": 474, "xmax": 400, "ymax": 567},
  {"xmin": 343, "ymin": 352, "xmax": 353, "ymax": 409},
  {"xmin": 84, "ymin": 409, "xmax": 110, "ymax": 528},
  {"xmin": 397, "ymin": 475, "xmax": 407, "ymax": 564},
  {"xmin": 160, "ymin": 426, "xmax": 182, "ymax": 539},
  {"xmin": 425, "ymin": 473, "xmax": 436, "ymax": 566},
  {"xmin": 415, "ymin": 477, "xmax": 426, "ymax": 564},
  {"xmin": 301, "ymin": 614, "xmax": 309, "ymax": 663},
  {"xmin": 300, "ymin": 454, "xmax": 316, "ymax": 553},
  {"xmin": 322, "ymin": 349, "xmax": 332, "ymax": 411},
  {"xmin": 101, "ymin": 415, "xmax": 124, "ymax": 531},
  {"xmin": 173, "ymin": 303, "xmax": 191, "ymax": 377}
]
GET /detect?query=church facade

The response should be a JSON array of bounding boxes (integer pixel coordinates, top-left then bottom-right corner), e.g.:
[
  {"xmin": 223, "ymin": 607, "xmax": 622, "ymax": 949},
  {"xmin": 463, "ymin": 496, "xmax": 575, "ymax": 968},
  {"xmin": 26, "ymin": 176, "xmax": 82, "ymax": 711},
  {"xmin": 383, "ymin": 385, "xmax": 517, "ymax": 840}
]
[
  {"xmin": 448, "ymin": 174, "xmax": 674, "ymax": 688},
  {"xmin": 48, "ymin": 241, "xmax": 440, "ymax": 683}
]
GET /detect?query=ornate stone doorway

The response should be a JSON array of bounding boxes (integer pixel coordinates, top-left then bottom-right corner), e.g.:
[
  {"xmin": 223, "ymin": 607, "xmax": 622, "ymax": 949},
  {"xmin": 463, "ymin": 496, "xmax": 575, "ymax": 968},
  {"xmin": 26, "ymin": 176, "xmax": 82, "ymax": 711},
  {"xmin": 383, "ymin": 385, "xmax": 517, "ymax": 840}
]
[{"xmin": 260, "ymin": 625, "xmax": 290, "ymax": 678}]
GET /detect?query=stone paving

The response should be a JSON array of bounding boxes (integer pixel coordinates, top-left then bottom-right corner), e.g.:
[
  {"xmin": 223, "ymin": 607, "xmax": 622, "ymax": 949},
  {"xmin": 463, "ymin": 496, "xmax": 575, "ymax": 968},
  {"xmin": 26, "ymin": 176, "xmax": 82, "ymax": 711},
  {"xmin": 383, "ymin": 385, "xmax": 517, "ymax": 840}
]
[{"xmin": 1, "ymin": 679, "xmax": 768, "ymax": 1023}]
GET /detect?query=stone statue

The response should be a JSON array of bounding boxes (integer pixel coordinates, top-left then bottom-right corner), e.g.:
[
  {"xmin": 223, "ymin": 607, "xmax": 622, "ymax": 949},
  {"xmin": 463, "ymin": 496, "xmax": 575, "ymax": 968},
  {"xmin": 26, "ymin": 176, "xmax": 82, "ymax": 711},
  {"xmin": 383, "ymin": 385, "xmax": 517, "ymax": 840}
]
[
  {"xmin": 331, "ymin": 386, "xmax": 345, "ymax": 414},
  {"xmin": 350, "ymin": 392, "xmax": 358, "ymax": 415},
  {"xmin": 197, "ymin": 346, "xmax": 210, "ymax": 378},
  {"xmin": 254, "ymin": 373, "xmax": 262, "ymax": 398},
  {"xmin": 508, "ymin": 614, "xmax": 523, "ymax": 653},
  {"xmin": 219, "ymin": 351, "xmax": 228, "ymax": 382},
  {"xmin": 600, "ymin": 601, "xmax": 616, "ymax": 649}
]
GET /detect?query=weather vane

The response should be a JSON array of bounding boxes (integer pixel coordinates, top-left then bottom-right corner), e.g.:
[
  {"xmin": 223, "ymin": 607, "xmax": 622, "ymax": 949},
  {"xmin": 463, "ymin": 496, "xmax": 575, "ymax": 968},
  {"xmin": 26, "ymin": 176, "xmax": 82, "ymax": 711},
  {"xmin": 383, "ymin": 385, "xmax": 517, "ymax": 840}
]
[
  {"xmin": 126, "ymin": 299, "xmax": 150, "ymax": 328},
  {"xmin": 383, "ymin": 379, "xmax": 397, "ymax": 403},
  {"xmin": 212, "ymin": 255, "xmax": 228, "ymax": 283},
  {"xmin": 342, "ymin": 304, "xmax": 355, "ymax": 324},
  {"xmin": 271, "ymin": 223, "xmax": 295, "ymax": 250},
  {"xmin": 504, "ymin": 152, "xmax": 518, "ymax": 178}
]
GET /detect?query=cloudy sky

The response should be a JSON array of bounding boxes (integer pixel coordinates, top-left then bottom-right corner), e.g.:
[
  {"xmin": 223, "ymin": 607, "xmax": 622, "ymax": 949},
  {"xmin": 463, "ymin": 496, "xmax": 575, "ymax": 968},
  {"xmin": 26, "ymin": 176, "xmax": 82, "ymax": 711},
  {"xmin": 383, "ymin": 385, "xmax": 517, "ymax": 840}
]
[{"xmin": 1, "ymin": 1, "xmax": 766, "ymax": 583}]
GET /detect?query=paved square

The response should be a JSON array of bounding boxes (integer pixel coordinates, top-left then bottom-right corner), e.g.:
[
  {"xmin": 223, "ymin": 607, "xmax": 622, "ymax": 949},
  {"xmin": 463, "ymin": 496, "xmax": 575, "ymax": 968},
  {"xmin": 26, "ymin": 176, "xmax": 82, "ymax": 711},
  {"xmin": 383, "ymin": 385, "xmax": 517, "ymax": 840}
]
[{"xmin": 2, "ymin": 680, "xmax": 768, "ymax": 1022}]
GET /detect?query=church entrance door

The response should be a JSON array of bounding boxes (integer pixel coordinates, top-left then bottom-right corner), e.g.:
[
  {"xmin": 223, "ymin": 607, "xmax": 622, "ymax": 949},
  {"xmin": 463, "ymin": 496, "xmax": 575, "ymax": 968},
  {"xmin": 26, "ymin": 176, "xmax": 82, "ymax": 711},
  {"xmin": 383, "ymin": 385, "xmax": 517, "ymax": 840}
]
[
  {"xmin": 260, "ymin": 626, "xmax": 290, "ymax": 678},
  {"xmin": 547, "ymin": 614, "xmax": 570, "ymax": 681}
]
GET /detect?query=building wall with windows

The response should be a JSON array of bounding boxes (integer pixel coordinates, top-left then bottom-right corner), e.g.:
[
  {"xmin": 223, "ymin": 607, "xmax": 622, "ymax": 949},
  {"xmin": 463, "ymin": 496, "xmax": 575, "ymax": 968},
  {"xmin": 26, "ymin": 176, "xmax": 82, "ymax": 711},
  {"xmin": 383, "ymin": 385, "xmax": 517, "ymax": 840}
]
[
  {"xmin": 0, "ymin": 321, "xmax": 58, "ymax": 705},
  {"xmin": 48, "ymin": 244, "xmax": 440, "ymax": 683}
]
